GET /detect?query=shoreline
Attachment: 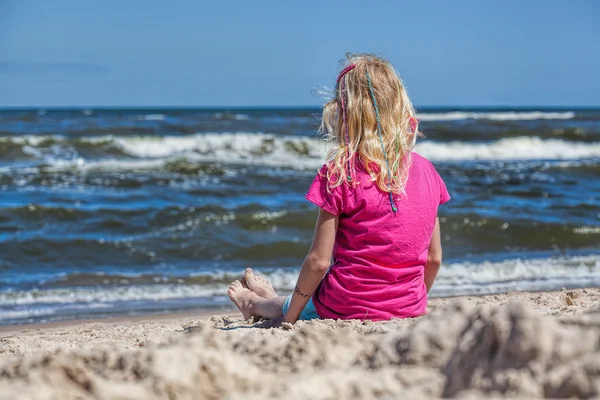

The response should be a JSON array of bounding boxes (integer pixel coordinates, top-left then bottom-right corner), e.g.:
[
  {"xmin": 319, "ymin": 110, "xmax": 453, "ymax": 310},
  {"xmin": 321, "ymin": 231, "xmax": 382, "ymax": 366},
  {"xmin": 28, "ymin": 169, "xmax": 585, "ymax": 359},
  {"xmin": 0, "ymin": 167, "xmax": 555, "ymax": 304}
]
[
  {"xmin": 0, "ymin": 308, "xmax": 235, "ymax": 335},
  {"xmin": 1, "ymin": 286, "xmax": 597, "ymax": 334},
  {"xmin": 1, "ymin": 288, "xmax": 597, "ymax": 353}
]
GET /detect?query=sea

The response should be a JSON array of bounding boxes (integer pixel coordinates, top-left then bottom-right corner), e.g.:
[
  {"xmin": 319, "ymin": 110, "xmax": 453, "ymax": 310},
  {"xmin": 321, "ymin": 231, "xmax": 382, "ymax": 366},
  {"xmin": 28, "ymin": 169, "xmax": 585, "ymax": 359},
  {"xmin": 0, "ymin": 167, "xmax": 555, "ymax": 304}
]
[{"xmin": 1, "ymin": 107, "xmax": 599, "ymax": 325}]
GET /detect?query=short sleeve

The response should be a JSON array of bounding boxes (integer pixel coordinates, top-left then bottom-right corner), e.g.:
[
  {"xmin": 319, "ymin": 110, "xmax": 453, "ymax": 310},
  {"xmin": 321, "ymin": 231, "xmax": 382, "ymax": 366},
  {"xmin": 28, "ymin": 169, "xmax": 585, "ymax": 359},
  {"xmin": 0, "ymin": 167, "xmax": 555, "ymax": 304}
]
[
  {"xmin": 436, "ymin": 169, "xmax": 451, "ymax": 205},
  {"xmin": 305, "ymin": 164, "xmax": 344, "ymax": 215},
  {"xmin": 423, "ymin": 156, "xmax": 451, "ymax": 206},
  {"xmin": 439, "ymin": 177, "xmax": 451, "ymax": 205}
]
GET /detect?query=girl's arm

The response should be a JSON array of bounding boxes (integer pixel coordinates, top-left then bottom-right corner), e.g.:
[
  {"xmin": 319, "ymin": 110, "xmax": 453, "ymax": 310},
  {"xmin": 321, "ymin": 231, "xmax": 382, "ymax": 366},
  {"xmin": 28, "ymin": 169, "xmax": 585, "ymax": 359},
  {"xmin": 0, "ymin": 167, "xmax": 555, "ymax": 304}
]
[
  {"xmin": 424, "ymin": 217, "xmax": 443, "ymax": 293},
  {"xmin": 283, "ymin": 208, "xmax": 338, "ymax": 324}
]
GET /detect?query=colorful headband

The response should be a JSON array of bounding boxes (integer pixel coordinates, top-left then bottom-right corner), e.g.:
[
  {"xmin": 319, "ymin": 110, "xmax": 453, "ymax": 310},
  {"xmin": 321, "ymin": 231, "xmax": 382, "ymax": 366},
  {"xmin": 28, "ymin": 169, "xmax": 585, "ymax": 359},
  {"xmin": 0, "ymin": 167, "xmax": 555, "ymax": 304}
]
[
  {"xmin": 409, "ymin": 116, "xmax": 418, "ymax": 132},
  {"xmin": 336, "ymin": 64, "xmax": 356, "ymax": 84}
]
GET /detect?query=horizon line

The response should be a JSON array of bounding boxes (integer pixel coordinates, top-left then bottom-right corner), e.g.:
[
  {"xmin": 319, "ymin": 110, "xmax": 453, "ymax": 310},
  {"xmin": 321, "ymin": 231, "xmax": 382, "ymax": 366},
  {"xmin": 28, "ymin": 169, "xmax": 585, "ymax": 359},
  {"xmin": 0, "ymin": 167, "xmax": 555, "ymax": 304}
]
[{"xmin": 1, "ymin": 105, "xmax": 599, "ymax": 111}]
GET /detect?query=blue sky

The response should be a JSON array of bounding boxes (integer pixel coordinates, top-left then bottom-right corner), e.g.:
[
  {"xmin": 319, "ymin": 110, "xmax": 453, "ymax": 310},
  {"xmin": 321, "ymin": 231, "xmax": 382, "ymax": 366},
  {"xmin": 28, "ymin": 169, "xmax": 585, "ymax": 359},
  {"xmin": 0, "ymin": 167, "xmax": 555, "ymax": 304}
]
[{"xmin": 1, "ymin": 0, "xmax": 599, "ymax": 107}]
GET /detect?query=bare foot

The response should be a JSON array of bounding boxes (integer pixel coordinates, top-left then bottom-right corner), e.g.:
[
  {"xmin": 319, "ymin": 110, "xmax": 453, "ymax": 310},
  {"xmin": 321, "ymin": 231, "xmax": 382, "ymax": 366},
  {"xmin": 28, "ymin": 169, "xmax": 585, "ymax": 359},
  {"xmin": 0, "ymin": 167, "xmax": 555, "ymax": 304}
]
[
  {"xmin": 228, "ymin": 280, "xmax": 259, "ymax": 321},
  {"xmin": 244, "ymin": 268, "xmax": 278, "ymax": 299},
  {"xmin": 240, "ymin": 276, "xmax": 249, "ymax": 290}
]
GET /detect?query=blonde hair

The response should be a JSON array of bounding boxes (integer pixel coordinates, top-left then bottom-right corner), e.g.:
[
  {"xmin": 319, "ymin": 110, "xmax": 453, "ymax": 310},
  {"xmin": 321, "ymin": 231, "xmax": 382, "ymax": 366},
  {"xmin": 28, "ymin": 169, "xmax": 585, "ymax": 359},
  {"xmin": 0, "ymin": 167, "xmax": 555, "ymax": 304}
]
[{"xmin": 320, "ymin": 53, "xmax": 421, "ymax": 196}]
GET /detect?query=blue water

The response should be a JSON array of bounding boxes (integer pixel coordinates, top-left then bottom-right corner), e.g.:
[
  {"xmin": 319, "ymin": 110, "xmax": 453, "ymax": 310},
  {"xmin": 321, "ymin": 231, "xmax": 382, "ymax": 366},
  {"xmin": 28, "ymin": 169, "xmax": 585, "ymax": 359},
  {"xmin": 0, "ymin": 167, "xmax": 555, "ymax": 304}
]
[{"xmin": 1, "ymin": 108, "xmax": 599, "ymax": 324}]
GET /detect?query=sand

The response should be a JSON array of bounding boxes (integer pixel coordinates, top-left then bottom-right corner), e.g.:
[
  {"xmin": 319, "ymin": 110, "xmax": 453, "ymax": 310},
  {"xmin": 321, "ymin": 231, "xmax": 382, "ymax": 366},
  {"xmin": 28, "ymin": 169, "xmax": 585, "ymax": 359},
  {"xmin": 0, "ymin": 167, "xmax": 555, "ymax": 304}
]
[{"xmin": 0, "ymin": 288, "xmax": 599, "ymax": 399}]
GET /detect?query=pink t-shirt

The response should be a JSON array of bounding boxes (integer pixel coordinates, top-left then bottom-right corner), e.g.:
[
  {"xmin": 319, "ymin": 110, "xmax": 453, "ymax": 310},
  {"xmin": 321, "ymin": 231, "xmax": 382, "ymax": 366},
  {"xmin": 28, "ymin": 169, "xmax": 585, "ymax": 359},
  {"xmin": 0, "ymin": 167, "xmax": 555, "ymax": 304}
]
[{"xmin": 306, "ymin": 152, "xmax": 450, "ymax": 321}]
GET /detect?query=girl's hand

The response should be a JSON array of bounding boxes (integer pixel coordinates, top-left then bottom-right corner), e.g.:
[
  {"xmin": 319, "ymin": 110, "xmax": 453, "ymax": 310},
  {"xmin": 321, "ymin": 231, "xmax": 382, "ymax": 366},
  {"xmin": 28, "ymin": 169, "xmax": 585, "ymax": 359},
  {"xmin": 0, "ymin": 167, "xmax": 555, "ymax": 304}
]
[{"xmin": 283, "ymin": 314, "xmax": 298, "ymax": 325}]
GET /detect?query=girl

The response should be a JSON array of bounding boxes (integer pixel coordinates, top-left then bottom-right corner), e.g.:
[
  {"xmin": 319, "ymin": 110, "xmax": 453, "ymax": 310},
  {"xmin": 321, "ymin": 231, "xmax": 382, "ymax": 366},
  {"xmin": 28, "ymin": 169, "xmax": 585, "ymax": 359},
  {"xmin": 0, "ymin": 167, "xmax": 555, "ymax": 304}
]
[{"xmin": 228, "ymin": 53, "xmax": 450, "ymax": 324}]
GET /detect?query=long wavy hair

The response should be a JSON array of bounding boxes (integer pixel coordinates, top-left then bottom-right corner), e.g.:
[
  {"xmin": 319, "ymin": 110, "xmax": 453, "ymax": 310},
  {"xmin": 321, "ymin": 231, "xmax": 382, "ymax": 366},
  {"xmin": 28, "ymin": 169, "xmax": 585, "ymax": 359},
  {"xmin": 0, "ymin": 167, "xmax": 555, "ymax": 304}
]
[{"xmin": 320, "ymin": 53, "xmax": 421, "ymax": 196}]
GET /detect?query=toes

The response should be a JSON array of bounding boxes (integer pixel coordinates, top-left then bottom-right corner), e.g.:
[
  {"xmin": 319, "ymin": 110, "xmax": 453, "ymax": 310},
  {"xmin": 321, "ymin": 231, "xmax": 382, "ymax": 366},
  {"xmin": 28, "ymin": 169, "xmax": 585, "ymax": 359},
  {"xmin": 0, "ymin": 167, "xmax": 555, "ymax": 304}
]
[
  {"xmin": 244, "ymin": 268, "xmax": 256, "ymax": 283},
  {"xmin": 240, "ymin": 277, "xmax": 249, "ymax": 289},
  {"xmin": 256, "ymin": 275, "xmax": 271, "ymax": 286}
]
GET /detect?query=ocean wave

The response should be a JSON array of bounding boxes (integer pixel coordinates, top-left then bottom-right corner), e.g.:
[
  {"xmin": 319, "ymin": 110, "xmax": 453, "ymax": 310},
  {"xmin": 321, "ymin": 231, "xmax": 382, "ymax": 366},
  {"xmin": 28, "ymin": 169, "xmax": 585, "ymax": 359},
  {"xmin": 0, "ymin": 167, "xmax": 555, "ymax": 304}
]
[
  {"xmin": 0, "ymin": 306, "xmax": 61, "ymax": 322},
  {"xmin": 1, "ymin": 254, "xmax": 599, "ymax": 323},
  {"xmin": 213, "ymin": 112, "xmax": 250, "ymax": 121},
  {"xmin": 51, "ymin": 134, "xmax": 600, "ymax": 166},
  {"xmin": 0, "ymin": 284, "xmax": 223, "ymax": 307},
  {"xmin": 233, "ymin": 254, "xmax": 600, "ymax": 295},
  {"xmin": 1, "ymin": 134, "xmax": 599, "ymax": 173},
  {"xmin": 573, "ymin": 226, "xmax": 600, "ymax": 235},
  {"xmin": 137, "ymin": 114, "xmax": 166, "ymax": 121},
  {"xmin": 1, "ymin": 254, "xmax": 598, "ymax": 308},
  {"xmin": 432, "ymin": 254, "xmax": 600, "ymax": 297},
  {"xmin": 417, "ymin": 111, "xmax": 575, "ymax": 121},
  {"xmin": 417, "ymin": 137, "xmax": 600, "ymax": 161},
  {"xmin": 0, "ymin": 133, "xmax": 327, "ymax": 170},
  {"xmin": 249, "ymin": 254, "xmax": 600, "ymax": 296}
]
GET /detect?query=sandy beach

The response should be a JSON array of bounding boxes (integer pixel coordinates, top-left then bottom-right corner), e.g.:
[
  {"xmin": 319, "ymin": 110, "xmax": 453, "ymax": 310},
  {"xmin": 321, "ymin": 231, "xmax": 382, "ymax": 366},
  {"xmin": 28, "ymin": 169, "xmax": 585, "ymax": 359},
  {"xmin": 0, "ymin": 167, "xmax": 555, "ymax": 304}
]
[{"xmin": 1, "ymin": 288, "xmax": 599, "ymax": 399}]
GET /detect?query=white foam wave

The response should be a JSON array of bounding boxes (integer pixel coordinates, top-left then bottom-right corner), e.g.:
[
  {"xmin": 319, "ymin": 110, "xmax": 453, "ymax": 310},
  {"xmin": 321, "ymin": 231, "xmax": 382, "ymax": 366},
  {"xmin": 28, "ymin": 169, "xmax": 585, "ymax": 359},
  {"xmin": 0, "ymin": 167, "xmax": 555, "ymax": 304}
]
[
  {"xmin": 111, "ymin": 133, "xmax": 326, "ymax": 169},
  {"xmin": 213, "ymin": 113, "xmax": 250, "ymax": 120},
  {"xmin": 418, "ymin": 137, "xmax": 600, "ymax": 161},
  {"xmin": 43, "ymin": 158, "xmax": 166, "ymax": 173},
  {"xmin": 0, "ymin": 284, "xmax": 223, "ymax": 307},
  {"xmin": 0, "ymin": 306, "xmax": 61, "ymax": 321},
  {"xmin": 417, "ymin": 111, "xmax": 575, "ymax": 121},
  {"xmin": 1, "ymin": 255, "xmax": 598, "ymax": 318},
  {"xmin": 3, "ymin": 133, "xmax": 600, "ymax": 173},
  {"xmin": 1, "ymin": 134, "xmax": 63, "ymax": 146},
  {"xmin": 573, "ymin": 226, "xmax": 600, "ymax": 235},
  {"xmin": 111, "ymin": 134, "xmax": 600, "ymax": 165},
  {"xmin": 432, "ymin": 254, "xmax": 600, "ymax": 297},
  {"xmin": 137, "ymin": 114, "xmax": 166, "ymax": 121},
  {"xmin": 266, "ymin": 254, "xmax": 600, "ymax": 296}
]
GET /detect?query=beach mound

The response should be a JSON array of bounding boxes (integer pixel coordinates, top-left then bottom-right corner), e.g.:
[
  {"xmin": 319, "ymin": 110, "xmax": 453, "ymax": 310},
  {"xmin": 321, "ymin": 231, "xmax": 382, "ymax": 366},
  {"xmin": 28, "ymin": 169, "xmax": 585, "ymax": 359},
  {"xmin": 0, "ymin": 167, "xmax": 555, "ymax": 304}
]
[{"xmin": 1, "ymin": 298, "xmax": 599, "ymax": 399}]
